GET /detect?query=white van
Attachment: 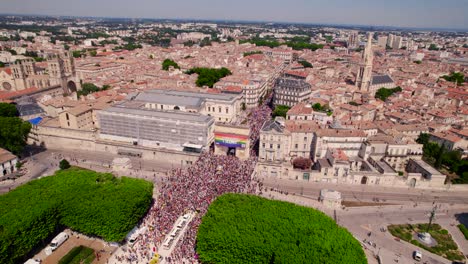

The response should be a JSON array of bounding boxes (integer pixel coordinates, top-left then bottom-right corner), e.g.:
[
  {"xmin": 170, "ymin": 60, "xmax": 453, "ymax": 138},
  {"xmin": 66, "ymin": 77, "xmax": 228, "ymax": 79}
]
[
  {"xmin": 127, "ymin": 226, "xmax": 147, "ymax": 245},
  {"xmin": 49, "ymin": 232, "xmax": 69, "ymax": 251},
  {"xmin": 413, "ymin": 250, "xmax": 422, "ymax": 261}
]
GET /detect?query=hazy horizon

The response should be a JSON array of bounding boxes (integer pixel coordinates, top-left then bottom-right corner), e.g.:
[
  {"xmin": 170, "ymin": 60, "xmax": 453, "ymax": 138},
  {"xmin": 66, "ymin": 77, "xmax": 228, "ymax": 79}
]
[{"xmin": 0, "ymin": 0, "xmax": 467, "ymax": 30}]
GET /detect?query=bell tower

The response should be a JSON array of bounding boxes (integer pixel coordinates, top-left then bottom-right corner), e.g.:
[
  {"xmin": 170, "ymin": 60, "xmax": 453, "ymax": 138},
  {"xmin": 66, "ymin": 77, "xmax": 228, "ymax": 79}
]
[{"xmin": 355, "ymin": 32, "xmax": 374, "ymax": 93}]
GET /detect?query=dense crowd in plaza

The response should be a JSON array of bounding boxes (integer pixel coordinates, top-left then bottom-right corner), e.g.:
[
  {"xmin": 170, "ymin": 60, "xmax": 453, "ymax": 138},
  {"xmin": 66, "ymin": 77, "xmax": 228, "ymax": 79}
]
[{"xmin": 113, "ymin": 97, "xmax": 273, "ymax": 263}]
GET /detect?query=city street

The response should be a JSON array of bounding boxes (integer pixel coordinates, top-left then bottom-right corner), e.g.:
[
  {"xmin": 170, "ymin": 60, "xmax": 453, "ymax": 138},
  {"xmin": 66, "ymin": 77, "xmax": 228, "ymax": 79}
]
[{"xmin": 260, "ymin": 177, "xmax": 468, "ymax": 205}]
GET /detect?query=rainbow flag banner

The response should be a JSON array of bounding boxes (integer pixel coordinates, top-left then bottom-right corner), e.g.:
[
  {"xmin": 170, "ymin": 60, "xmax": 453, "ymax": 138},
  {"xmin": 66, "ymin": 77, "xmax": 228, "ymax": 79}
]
[{"xmin": 214, "ymin": 132, "xmax": 248, "ymax": 149}]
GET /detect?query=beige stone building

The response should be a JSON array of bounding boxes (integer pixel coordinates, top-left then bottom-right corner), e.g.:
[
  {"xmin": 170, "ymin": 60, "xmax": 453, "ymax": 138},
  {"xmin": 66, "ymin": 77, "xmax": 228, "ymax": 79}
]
[
  {"xmin": 0, "ymin": 148, "xmax": 18, "ymax": 177},
  {"xmin": 0, "ymin": 52, "xmax": 80, "ymax": 94}
]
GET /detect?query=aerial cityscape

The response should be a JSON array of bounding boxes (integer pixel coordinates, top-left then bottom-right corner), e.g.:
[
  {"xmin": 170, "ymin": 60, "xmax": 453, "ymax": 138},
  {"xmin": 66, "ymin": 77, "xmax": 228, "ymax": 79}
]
[{"xmin": 0, "ymin": 1, "xmax": 467, "ymax": 264}]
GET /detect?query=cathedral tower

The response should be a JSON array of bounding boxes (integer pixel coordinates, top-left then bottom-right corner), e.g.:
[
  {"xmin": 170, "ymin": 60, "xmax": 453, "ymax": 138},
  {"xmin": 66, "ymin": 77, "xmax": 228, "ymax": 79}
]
[{"xmin": 355, "ymin": 32, "xmax": 373, "ymax": 92}]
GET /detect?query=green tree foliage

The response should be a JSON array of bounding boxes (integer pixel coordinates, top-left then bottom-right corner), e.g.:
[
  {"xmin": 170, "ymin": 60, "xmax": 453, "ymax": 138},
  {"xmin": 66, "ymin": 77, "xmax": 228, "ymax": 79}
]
[
  {"xmin": 197, "ymin": 194, "xmax": 367, "ymax": 264},
  {"xmin": 374, "ymin": 86, "xmax": 402, "ymax": 101},
  {"xmin": 114, "ymin": 42, "xmax": 142, "ymax": 51},
  {"xmin": 186, "ymin": 67, "xmax": 232, "ymax": 88},
  {"xmin": 77, "ymin": 83, "xmax": 110, "ymax": 97},
  {"xmin": 162, "ymin": 59, "xmax": 180, "ymax": 71},
  {"xmin": 413, "ymin": 60, "xmax": 422, "ymax": 64},
  {"xmin": 7, "ymin": 49, "xmax": 17, "ymax": 55},
  {"xmin": 349, "ymin": 101, "xmax": 360, "ymax": 106},
  {"xmin": 183, "ymin": 40, "xmax": 195, "ymax": 47},
  {"xmin": 0, "ymin": 61, "xmax": 4, "ymax": 68},
  {"xmin": 89, "ymin": 50, "xmax": 97, "ymax": 57},
  {"xmin": 72, "ymin": 50, "xmax": 86, "ymax": 58},
  {"xmin": 417, "ymin": 133, "xmax": 468, "ymax": 184},
  {"xmin": 0, "ymin": 102, "xmax": 19, "ymax": 117},
  {"xmin": 298, "ymin": 60, "xmax": 313, "ymax": 68},
  {"xmin": 200, "ymin": 37, "xmax": 212, "ymax": 47},
  {"xmin": 0, "ymin": 117, "xmax": 31, "ymax": 155},
  {"xmin": 241, "ymin": 38, "xmax": 324, "ymax": 51},
  {"xmin": 311, "ymin": 103, "xmax": 333, "ymax": 116},
  {"xmin": 428, "ymin": 44, "xmax": 439, "ymax": 51},
  {"xmin": 243, "ymin": 51, "xmax": 263, "ymax": 57},
  {"xmin": 272, "ymin": 105, "xmax": 290, "ymax": 118},
  {"xmin": 441, "ymin": 72, "xmax": 464, "ymax": 85},
  {"xmin": 59, "ymin": 159, "xmax": 71, "ymax": 170},
  {"xmin": 0, "ymin": 168, "xmax": 153, "ymax": 264}
]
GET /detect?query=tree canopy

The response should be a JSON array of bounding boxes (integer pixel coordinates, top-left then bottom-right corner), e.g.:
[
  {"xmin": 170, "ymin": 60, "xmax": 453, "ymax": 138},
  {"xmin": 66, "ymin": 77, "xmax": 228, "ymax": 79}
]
[
  {"xmin": 241, "ymin": 38, "xmax": 324, "ymax": 51},
  {"xmin": 0, "ymin": 103, "xmax": 19, "ymax": 117},
  {"xmin": 185, "ymin": 67, "xmax": 232, "ymax": 88},
  {"xmin": 0, "ymin": 110, "xmax": 31, "ymax": 154},
  {"xmin": 0, "ymin": 168, "xmax": 153, "ymax": 264},
  {"xmin": 162, "ymin": 59, "xmax": 180, "ymax": 71},
  {"xmin": 243, "ymin": 51, "xmax": 263, "ymax": 57},
  {"xmin": 312, "ymin": 103, "xmax": 333, "ymax": 116},
  {"xmin": 272, "ymin": 105, "xmax": 290, "ymax": 118},
  {"xmin": 298, "ymin": 59, "xmax": 313, "ymax": 68},
  {"xmin": 441, "ymin": 72, "xmax": 464, "ymax": 85},
  {"xmin": 77, "ymin": 83, "xmax": 110, "ymax": 97},
  {"xmin": 374, "ymin": 86, "xmax": 402, "ymax": 102},
  {"xmin": 197, "ymin": 194, "xmax": 366, "ymax": 264},
  {"xmin": 417, "ymin": 133, "xmax": 468, "ymax": 184}
]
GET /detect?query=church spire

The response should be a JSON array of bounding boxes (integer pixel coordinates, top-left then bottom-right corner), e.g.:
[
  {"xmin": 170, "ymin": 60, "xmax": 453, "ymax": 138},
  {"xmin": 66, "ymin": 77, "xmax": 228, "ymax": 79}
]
[{"xmin": 355, "ymin": 32, "xmax": 374, "ymax": 93}]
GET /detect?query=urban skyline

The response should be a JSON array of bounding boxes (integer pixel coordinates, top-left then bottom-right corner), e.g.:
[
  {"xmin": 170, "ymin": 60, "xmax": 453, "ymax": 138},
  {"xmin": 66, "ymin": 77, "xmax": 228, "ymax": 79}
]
[{"xmin": 1, "ymin": 0, "xmax": 467, "ymax": 30}]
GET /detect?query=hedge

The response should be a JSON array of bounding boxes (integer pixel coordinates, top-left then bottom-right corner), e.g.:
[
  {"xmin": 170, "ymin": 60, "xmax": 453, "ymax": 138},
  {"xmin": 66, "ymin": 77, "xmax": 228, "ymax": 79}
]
[
  {"xmin": 0, "ymin": 168, "xmax": 153, "ymax": 264},
  {"xmin": 58, "ymin": 246, "xmax": 95, "ymax": 264}
]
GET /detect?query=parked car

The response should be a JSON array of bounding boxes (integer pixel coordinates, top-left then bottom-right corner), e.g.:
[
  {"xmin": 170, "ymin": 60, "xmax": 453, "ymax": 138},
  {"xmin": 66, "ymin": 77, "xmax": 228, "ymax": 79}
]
[{"xmin": 413, "ymin": 250, "xmax": 422, "ymax": 261}]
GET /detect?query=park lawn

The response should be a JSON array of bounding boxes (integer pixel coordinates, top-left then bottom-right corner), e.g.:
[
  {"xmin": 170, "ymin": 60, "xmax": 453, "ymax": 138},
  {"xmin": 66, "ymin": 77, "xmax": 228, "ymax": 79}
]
[
  {"xmin": 388, "ymin": 223, "xmax": 465, "ymax": 261},
  {"xmin": 58, "ymin": 246, "xmax": 95, "ymax": 264}
]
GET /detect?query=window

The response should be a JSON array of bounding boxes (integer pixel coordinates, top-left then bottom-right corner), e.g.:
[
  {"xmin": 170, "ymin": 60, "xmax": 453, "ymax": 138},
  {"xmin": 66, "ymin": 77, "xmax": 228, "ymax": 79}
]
[
  {"xmin": 295, "ymin": 144, "xmax": 298, "ymax": 149},
  {"xmin": 66, "ymin": 113, "xmax": 69, "ymax": 120},
  {"xmin": 225, "ymin": 107, "xmax": 229, "ymax": 114},
  {"xmin": 270, "ymin": 144, "xmax": 273, "ymax": 148},
  {"xmin": 262, "ymin": 143, "xmax": 265, "ymax": 148},
  {"xmin": 277, "ymin": 144, "xmax": 280, "ymax": 149},
  {"xmin": 303, "ymin": 173, "xmax": 310, "ymax": 180},
  {"xmin": 304, "ymin": 137, "xmax": 307, "ymax": 141},
  {"xmin": 218, "ymin": 107, "xmax": 221, "ymax": 113}
]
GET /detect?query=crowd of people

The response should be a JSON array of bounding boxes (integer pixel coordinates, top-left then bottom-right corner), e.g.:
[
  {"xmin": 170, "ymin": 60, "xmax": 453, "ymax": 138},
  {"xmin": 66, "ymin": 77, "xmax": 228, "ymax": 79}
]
[{"xmin": 113, "ymin": 93, "xmax": 273, "ymax": 263}]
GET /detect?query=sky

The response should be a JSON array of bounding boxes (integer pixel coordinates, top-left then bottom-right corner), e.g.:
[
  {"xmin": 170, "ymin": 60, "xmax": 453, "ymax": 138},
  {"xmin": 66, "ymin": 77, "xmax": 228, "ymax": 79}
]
[{"xmin": 0, "ymin": 0, "xmax": 467, "ymax": 30}]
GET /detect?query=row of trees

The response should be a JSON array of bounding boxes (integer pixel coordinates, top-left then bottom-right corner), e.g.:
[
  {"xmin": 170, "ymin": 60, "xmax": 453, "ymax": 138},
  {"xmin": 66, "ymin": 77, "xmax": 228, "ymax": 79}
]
[
  {"xmin": 161, "ymin": 59, "xmax": 180, "ymax": 71},
  {"xmin": 241, "ymin": 38, "xmax": 325, "ymax": 51},
  {"xmin": 375, "ymin": 86, "xmax": 402, "ymax": 101},
  {"xmin": 185, "ymin": 67, "xmax": 232, "ymax": 88},
  {"xmin": 243, "ymin": 51, "xmax": 263, "ymax": 57},
  {"xmin": 0, "ymin": 168, "xmax": 153, "ymax": 264},
  {"xmin": 416, "ymin": 133, "xmax": 468, "ymax": 183},
  {"xmin": 0, "ymin": 103, "xmax": 31, "ymax": 155},
  {"xmin": 197, "ymin": 194, "xmax": 367, "ymax": 264}
]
